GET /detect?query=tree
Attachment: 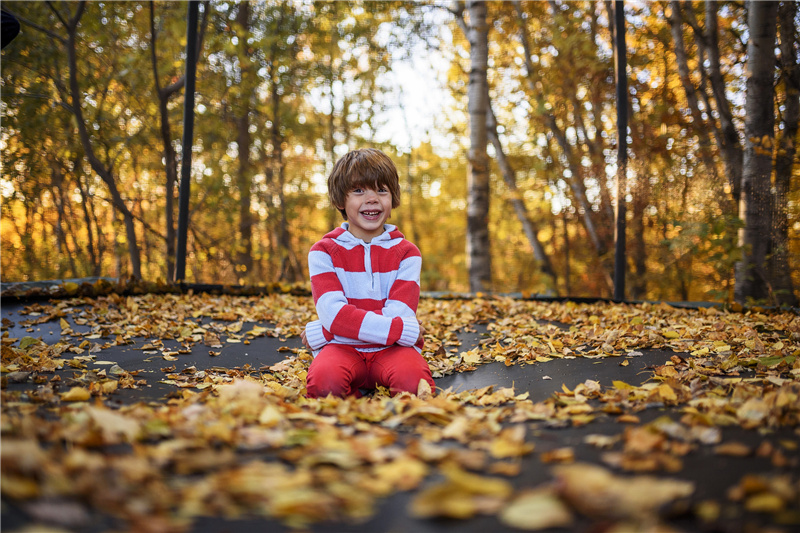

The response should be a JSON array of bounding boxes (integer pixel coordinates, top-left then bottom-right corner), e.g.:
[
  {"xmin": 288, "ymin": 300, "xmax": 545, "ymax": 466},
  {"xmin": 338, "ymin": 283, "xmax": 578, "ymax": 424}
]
[
  {"xmin": 149, "ymin": 1, "xmax": 208, "ymax": 281},
  {"xmin": 486, "ymin": 103, "xmax": 557, "ymax": 290},
  {"xmin": 512, "ymin": 1, "xmax": 613, "ymax": 269},
  {"xmin": 233, "ymin": 2, "xmax": 255, "ymax": 280},
  {"xmin": 463, "ymin": 0, "xmax": 492, "ymax": 292},
  {"xmin": 735, "ymin": 1, "xmax": 779, "ymax": 304},
  {"xmin": 770, "ymin": 0, "xmax": 799, "ymax": 306},
  {"xmin": 59, "ymin": 1, "xmax": 143, "ymax": 278}
]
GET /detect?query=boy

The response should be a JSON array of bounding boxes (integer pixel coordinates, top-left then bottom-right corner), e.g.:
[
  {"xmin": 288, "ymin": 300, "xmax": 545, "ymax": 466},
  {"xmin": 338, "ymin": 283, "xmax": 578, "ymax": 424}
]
[{"xmin": 301, "ymin": 148, "xmax": 435, "ymax": 398}]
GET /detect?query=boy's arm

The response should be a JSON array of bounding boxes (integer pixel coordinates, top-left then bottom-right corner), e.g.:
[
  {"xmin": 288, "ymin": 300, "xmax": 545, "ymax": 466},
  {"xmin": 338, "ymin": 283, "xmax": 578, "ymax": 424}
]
[
  {"xmin": 381, "ymin": 247, "xmax": 424, "ymax": 349},
  {"xmin": 304, "ymin": 319, "xmax": 332, "ymax": 351},
  {"xmin": 381, "ymin": 248, "xmax": 421, "ymax": 318},
  {"xmin": 309, "ymin": 246, "xmax": 420, "ymax": 347}
]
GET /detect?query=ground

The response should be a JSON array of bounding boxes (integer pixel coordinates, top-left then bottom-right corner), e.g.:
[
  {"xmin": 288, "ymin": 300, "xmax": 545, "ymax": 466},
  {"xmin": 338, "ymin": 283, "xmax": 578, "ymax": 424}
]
[{"xmin": 1, "ymin": 286, "xmax": 799, "ymax": 533}]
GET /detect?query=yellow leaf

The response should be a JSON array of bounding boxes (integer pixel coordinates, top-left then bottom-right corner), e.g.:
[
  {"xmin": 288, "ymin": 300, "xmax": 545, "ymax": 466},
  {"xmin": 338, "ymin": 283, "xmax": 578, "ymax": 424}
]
[
  {"xmin": 490, "ymin": 426, "xmax": 534, "ymax": 459},
  {"xmin": 258, "ymin": 405, "xmax": 283, "ymax": 427},
  {"xmin": 746, "ymin": 492, "xmax": 784, "ymax": 513},
  {"xmin": 61, "ymin": 386, "xmax": 91, "ymax": 402},
  {"xmin": 462, "ymin": 351, "xmax": 481, "ymax": 365},
  {"xmin": 500, "ymin": 488, "xmax": 573, "ymax": 530},
  {"xmin": 62, "ymin": 281, "xmax": 80, "ymax": 294},
  {"xmin": 0, "ymin": 475, "xmax": 40, "ymax": 499},
  {"xmin": 409, "ymin": 462, "xmax": 512, "ymax": 519},
  {"xmin": 540, "ymin": 447, "xmax": 575, "ymax": 464},
  {"xmin": 99, "ymin": 380, "xmax": 118, "ymax": 394},
  {"xmin": 736, "ymin": 398, "xmax": 769, "ymax": 427},
  {"xmin": 372, "ymin": 456, "xmax": 429, "ymax": 494},
  {"xmin": 553, "ymin": 462, "xmax": 694, "ymax": 520},
  {"xmin": 417, "ymin": 378, "xmax": 433, "ymax": 399},
  {"xmin": 657, "ymin": 383, "xmax": 677, "ymax": 402},
  {"xmin": 247, "ymin": 325, "xmax": 269, "ymax": 337},
  {"xmin": 613, "ymin": 380, "xmax": 636, "ymax": 390},
  {"xmin": 713, "ymin": 442, "xmax": 751, "ymax": 457},
  {"xmin": 86, "ymin": 405, "xmax": 141, "ymax": 443}
]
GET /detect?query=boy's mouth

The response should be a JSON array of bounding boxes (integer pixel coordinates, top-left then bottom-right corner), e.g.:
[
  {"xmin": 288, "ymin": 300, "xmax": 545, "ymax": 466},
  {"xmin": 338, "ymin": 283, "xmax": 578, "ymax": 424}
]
[{"xmin": 360, "ymin": 210, "xmax": 382, "ymax": 219}]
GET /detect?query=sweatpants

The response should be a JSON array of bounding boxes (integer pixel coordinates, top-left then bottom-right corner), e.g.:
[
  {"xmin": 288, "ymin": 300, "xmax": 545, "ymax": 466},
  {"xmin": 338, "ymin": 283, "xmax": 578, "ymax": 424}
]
[{"xmin": 305, "ymin": 344, "xmax": 435, "ymax": 398}]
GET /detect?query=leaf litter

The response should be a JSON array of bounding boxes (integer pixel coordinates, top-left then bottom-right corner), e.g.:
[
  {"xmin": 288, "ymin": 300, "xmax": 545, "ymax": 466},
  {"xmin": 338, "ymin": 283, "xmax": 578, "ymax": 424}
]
[{"xmin": 1, "ymin": 293, "xmax": 799, "ymax": 531}]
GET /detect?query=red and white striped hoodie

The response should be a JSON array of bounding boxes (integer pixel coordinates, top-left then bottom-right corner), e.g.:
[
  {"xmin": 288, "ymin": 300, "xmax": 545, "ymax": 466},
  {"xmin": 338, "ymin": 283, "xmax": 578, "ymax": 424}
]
[{"xmin": 304, "ymin": 223, "xmax": 422, "ymax": 354}]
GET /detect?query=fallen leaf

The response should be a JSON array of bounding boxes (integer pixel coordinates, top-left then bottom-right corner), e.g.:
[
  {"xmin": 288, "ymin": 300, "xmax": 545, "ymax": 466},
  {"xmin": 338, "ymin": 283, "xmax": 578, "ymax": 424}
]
[
  {"xmin": 553, "ymin": 462, "xmax": 694, "ymax": 521},
  {"xmin": 713, "ymin": 442, "xmax": 752, "ymax": 457},
  {"xmin": 60, "ymin": 387, "xmax": 91, "ymax": 402},
  {"xmin": 409, "ymin": 462, "xmax": 513, "ymax": 519},
  {"xmin": 540, "ymin": 447, "xmax": 575, "ymax": 464},
  {"xmin": 499, "ymin": 488, "xmax": 573, "ymax": 530}
]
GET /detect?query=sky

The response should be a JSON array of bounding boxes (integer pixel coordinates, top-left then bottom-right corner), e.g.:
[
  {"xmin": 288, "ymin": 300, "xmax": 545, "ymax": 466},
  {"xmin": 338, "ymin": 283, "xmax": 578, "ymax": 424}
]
[{"xmin": 372, "ymin": 49, "xmax": 452, "ymax": 153}]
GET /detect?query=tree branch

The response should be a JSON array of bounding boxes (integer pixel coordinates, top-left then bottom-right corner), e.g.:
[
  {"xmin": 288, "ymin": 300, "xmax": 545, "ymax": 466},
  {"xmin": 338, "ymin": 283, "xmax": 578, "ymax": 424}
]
[
  {"xmin": 4, "ymin": 6, "xmax": 66, "ymax": 44},
  {"xmin": 44, "ymin": 1, "xmax": 70, "ymax": 30}
]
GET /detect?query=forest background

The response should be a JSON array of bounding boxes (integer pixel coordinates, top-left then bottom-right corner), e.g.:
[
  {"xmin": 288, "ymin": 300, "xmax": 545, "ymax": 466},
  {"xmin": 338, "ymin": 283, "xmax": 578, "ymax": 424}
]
[{"xmin": 1, "ymin": 1, "xmax": 798, "ymax": 305}]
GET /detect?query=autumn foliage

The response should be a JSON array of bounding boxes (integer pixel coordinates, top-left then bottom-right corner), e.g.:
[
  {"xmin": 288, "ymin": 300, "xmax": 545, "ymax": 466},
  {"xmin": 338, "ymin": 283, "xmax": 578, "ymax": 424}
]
[{"xmin": 0, "ymin": 2, "xmax": 798, "ymax": 304}]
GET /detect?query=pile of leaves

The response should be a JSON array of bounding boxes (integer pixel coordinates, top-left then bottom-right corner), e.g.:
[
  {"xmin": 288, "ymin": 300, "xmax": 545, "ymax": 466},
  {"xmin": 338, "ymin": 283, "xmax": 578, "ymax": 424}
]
[{"xmin": 2, "ymin": 293, "xmax": 799, "ymax": 532}]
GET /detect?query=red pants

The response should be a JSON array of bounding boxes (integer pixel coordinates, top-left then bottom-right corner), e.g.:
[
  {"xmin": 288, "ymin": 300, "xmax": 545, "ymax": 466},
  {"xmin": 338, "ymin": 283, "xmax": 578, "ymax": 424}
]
[{"xmin": 306, "ymin": 344, "xmax": 435, "ymax": 398}]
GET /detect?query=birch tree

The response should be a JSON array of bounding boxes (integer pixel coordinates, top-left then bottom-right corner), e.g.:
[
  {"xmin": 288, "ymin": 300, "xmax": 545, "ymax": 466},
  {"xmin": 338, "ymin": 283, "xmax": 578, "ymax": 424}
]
[{"xmin": 464, "ymin": 0, "xmax": 492, "ymax": 292}]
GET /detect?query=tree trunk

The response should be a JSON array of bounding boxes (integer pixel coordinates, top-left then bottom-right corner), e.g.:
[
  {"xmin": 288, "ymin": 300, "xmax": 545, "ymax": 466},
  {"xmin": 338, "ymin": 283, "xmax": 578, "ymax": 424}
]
[
  {"xmin": 771, "ymin": 1, "xmax": 799, "ymax": 305},
  {"xmin": 486, "ymin": 102, "xmax": 557, "ymax": 289},
  {"xmin": 75, "ymin": 164, "xmax": 101, "ymax": 276},
  {"xmin": 149, "ymin": 2, "xmax": 208, "ymax": 280},
  {"xmin": 271, "ymin": 66, "xmax": 303, "ymax": 283},
  {"xmin": 49, "ymin": 161, "xmax": 78, "ymax": 278},
  {"xmin": 235, "ymin": 2, "xmax": 254, "ymax": 280},
  {"xmin": 63, "ymin": 1, "xmax": 141, "ymax": 279},
  {"xmin": 562, "ymin": 211, "xmax": 571, "ymax": 296},
  {"xmin": 735, "ymin": 1, "xmax": 778, "ymax": 304},
  {"xmin": 629, "ymin": 166, "xmax": 649, "ymax": 300},
  {"xmin": 150, "ymin": 3, "xmax": 179, "ymax": 281},
  {"xmin": 466, "ymin": 0, "xmax": 492, "ymax": 292}
]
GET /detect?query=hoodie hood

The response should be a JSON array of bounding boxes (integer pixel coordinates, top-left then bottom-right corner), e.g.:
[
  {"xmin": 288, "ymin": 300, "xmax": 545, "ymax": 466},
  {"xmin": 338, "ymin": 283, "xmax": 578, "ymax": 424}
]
[{"xmin": 323, "ymin": 223, "xmax": 403, "ymax": 244}]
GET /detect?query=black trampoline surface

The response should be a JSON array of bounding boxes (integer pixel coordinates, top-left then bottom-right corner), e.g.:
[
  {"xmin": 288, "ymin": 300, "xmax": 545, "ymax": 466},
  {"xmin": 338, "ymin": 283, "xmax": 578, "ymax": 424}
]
[{"xmin": 2, "ymin": 293, "xmax": 799, "ymax": 533}]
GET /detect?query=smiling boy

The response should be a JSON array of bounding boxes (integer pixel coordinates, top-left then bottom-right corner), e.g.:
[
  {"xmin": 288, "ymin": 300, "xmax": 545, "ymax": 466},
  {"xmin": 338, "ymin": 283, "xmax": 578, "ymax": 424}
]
[{"xmin": 302, "ymin": 148, "xmax": 435, "ymax": 398}]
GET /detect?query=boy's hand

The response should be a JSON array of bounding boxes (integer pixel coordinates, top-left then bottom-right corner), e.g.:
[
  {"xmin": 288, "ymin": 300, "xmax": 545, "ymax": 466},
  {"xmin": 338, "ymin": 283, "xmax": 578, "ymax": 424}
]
[
  {"xmin": 300, "ymin": 329, "xmax": 311, "ymax": 350},
  {"xmin": 417, "ymin": 321, "xmax": 426, "ymax": 344}
]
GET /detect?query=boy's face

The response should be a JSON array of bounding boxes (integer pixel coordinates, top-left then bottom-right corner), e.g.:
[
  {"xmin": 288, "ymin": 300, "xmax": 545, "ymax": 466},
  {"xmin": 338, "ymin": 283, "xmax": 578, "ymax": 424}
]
[{"xmin": 339, "ymin": 185, "xmax": 392, "ymax": 243}]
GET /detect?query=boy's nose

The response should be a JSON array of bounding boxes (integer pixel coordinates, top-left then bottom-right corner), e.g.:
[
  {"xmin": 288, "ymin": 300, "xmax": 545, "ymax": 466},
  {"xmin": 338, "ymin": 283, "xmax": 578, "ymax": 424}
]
[{"xmin": 364, "ymin": 189, "xmax": 378, "ymax": 202}]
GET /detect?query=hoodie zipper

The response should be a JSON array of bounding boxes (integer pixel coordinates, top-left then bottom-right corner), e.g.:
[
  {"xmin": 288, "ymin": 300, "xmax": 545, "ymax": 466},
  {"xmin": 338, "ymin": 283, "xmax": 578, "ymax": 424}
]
[{"xmin": 363, "ymin": 242, "xmax": 375, "ymax": 291}]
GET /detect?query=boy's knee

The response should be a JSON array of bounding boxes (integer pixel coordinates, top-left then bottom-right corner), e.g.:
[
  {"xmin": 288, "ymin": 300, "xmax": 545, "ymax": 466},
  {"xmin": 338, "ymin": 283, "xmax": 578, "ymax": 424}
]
[
  {"xmin": 306, "ymin": 351, "xmax": 361, "ymax": 398},
  {"xmin": 389, "ymin": 368, "xmax": 434, "ymax": 396},
  {"xmin": 306, "ymin": 372, "xmax": 351, "ymax": 398}
]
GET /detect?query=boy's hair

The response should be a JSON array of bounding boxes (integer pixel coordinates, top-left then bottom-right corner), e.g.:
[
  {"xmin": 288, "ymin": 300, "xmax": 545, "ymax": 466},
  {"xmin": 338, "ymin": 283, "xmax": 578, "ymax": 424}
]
[{"xmin": 328, "ymin": 148, "xmax": 401, "ymax": 220}]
